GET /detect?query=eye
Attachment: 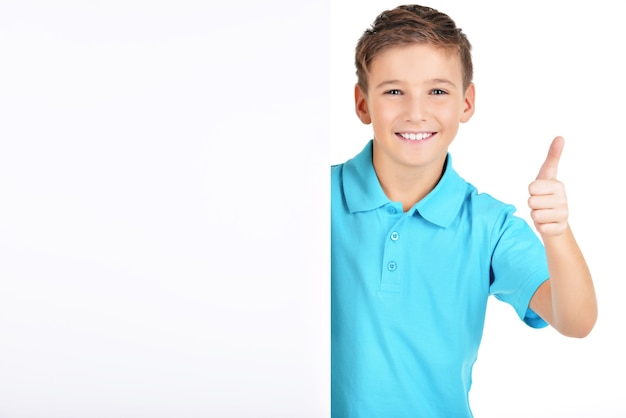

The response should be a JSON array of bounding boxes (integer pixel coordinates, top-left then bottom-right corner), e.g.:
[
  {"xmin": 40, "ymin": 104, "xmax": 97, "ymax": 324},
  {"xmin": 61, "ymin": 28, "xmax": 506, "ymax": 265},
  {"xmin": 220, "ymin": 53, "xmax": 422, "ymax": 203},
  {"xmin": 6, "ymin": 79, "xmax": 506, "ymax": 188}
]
[
  {"xmin": 384, "ymin": 89, "xmax": 402, "ymax": 95},
  {"xmin": 430, "ymin": 89, "xmax": 447, "ymax": 95}
]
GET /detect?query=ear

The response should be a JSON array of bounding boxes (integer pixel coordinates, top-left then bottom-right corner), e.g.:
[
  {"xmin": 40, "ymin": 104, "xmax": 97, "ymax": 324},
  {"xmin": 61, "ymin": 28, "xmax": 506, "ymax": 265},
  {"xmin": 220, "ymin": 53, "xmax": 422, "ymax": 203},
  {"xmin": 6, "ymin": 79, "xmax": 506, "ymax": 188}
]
[
  {"xmin": 460, "ymin": 82, "xmax": 476, "ymax": 123},
  {"xmin": 354, "ymin": 84, "xmax": 371, "ymax": 125}
]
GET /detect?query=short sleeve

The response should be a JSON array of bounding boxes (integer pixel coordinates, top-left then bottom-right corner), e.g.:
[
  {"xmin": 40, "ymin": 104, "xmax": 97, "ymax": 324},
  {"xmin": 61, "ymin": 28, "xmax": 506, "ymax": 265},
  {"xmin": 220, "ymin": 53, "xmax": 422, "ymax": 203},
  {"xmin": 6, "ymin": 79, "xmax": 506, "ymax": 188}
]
[{"xmin": 489, "ymin": 205, "xmax": 549, "ymax": 329}]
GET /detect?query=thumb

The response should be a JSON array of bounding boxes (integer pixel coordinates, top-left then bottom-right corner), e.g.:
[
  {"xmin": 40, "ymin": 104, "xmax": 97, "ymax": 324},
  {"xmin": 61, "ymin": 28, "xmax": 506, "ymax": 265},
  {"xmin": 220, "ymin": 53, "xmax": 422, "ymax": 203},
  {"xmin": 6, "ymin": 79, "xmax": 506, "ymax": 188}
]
[{"xmin": 536, "ymin": 136, "xmax": 564, "ymax": 180}]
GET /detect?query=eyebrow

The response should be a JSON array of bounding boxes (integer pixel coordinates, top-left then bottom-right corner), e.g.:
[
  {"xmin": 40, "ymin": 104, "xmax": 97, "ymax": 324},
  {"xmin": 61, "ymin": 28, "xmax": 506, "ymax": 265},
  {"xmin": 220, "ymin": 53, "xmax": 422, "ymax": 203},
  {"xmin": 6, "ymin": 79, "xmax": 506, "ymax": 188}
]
[
  {"xmin": 430, "ymin": 78, "xmax": 457, "ymax": 88},
  {"xmin": 374, "ymin": 78, "xmax": 458, "ymax": 90}
]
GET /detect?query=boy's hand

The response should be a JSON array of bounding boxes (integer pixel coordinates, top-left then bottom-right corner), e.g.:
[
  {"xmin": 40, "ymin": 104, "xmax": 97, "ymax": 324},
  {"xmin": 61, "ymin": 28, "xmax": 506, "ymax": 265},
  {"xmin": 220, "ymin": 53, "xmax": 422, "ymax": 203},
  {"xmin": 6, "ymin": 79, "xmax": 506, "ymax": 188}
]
[{"xmin": 528, "ymin": 136, "xmax": 568, "ymax": 237}]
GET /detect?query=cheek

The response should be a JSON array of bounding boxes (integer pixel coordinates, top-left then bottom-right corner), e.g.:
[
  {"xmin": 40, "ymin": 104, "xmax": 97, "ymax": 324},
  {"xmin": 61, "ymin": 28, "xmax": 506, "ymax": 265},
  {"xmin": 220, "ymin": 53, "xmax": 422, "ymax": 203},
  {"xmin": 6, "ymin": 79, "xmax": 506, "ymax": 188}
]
[
  {"xmin": 371, "ymin": 102, "xmax": 395, "ymax": 125},
  {"xmin": 435, "ymin": 101, "xmax": 464, "ymax": 123}
]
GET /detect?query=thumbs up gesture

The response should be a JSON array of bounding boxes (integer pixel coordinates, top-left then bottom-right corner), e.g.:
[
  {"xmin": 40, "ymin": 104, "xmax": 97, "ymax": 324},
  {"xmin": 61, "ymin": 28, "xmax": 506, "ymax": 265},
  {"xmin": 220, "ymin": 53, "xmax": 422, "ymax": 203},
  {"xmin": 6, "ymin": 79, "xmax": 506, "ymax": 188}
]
[{"xmin": 528, "ymin": 136, "xmax": 569, "ymax": 237}]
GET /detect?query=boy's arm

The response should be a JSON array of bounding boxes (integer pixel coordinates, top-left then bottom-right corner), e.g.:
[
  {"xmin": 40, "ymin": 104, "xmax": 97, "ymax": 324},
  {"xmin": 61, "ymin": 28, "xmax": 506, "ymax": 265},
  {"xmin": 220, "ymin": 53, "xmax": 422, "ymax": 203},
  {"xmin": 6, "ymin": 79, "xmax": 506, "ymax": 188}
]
[{"xmin": 527, "ymin": 136, "xmax": 597, "ymax": 338}]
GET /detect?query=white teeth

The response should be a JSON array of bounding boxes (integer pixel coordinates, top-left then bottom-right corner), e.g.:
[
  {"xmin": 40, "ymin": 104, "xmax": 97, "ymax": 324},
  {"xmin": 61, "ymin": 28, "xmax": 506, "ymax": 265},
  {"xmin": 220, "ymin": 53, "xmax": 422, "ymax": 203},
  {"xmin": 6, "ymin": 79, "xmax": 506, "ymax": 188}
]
[{"xmin": 400, "ymin": 132, "xmax": 432, "ymax": 141}]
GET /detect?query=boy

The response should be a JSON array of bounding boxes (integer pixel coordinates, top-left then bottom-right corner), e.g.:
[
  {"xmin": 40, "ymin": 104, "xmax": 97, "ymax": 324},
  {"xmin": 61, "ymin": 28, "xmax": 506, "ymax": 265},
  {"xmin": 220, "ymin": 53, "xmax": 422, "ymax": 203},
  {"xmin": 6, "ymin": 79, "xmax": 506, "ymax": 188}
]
[{"xmin": 331, "ymin": 4, "xmax": 597, "ymax": 417}]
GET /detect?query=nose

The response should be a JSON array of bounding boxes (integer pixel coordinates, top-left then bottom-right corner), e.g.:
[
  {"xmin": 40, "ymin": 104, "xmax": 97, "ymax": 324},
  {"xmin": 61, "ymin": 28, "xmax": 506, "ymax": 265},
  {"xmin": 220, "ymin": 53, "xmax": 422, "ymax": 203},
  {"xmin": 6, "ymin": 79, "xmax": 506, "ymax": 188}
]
[{"xmin": 405, "ymin": 94, "xmax": 429, "ymax": 122}]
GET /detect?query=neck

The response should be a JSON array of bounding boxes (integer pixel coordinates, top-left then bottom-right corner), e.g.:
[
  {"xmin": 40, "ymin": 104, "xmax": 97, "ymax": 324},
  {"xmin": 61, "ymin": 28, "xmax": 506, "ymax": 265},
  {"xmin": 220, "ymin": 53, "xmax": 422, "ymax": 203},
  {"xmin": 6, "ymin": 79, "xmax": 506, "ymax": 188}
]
[{"xmin": 374, "ymin": 158, "xmax": 446, "ymax": 212}]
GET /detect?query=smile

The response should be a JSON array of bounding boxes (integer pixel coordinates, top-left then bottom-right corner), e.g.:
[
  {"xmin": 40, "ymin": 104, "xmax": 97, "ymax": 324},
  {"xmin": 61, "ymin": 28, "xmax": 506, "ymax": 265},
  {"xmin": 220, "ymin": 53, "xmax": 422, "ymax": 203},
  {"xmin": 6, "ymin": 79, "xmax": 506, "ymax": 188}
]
[{"xmin": 398, "ymin": 132, "xmax": 434, "ymax": 141}]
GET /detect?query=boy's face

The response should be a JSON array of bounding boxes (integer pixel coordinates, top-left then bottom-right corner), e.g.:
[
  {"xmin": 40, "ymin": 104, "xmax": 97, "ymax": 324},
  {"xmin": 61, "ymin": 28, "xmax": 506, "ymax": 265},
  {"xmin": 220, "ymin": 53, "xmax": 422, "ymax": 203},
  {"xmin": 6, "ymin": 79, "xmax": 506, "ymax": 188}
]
[{"xmin": 355, "ymin": 43, "xmax": 475, "ymax": 175}]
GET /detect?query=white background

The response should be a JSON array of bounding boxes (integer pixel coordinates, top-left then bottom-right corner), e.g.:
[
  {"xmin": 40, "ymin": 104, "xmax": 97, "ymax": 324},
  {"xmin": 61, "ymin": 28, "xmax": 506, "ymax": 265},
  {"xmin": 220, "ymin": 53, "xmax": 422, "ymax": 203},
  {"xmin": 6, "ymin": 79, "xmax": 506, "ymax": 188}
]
[
  {"xmin": 0, "ymin": 1, "xmax": 329, "ymax": 417},
  {"xmin": 332, "ymin": 1, "xmax": 625, "ymax": 417}
]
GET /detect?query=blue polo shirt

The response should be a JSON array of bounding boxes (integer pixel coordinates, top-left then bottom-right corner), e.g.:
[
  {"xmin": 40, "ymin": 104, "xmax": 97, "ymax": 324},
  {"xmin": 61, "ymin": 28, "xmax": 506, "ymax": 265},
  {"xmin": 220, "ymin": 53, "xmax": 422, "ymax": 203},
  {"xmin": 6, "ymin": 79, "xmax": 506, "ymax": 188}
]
[{"xmin": 331, "ymin": 141, "xmax": 549, "ymax": 418}]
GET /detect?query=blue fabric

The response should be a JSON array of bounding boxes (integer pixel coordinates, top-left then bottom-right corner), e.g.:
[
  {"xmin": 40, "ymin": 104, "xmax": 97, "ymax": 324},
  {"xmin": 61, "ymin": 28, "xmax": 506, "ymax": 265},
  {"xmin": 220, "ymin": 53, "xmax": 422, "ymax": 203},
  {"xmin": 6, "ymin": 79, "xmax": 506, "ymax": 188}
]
[{"xmin": 331, "ymin": 140, "xmax": 549, "ymax": 417}]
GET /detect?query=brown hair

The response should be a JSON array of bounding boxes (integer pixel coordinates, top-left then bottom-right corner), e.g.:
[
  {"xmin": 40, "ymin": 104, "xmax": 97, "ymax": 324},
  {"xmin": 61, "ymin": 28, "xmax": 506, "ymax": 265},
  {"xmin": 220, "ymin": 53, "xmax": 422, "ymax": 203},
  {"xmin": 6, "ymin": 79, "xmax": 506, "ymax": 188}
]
[{"xmin": 355, "ymin": 4, "xmax": 473, "ymax": 95}]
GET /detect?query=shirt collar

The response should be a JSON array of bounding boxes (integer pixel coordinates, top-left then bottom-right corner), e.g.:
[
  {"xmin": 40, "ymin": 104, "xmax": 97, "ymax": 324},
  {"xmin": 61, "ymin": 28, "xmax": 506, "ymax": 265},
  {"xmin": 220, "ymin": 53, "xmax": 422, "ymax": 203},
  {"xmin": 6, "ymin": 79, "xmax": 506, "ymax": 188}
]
[{"xmin": 342, "ymin": 140, "xmax": 467, "ymax": 228}]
